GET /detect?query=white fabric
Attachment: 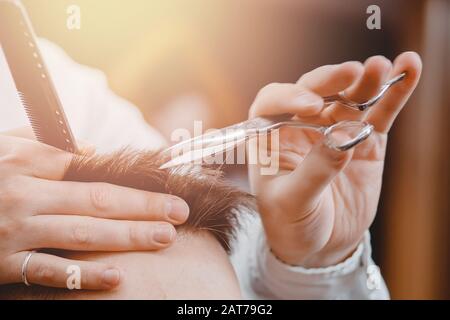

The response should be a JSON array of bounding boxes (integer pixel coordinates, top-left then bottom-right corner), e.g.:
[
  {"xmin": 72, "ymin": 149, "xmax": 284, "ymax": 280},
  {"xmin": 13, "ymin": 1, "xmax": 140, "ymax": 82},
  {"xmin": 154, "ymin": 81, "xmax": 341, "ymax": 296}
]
[{"xmin": 0, "ymin": 39, "xmax": 389, "ymax": 300}]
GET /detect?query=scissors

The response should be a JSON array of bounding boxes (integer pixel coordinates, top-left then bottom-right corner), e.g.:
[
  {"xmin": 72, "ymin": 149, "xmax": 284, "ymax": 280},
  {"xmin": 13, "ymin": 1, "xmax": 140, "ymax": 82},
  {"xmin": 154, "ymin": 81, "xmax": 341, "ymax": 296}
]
[{"xmin": 159, "ymin": 73, "xmax": 406, "ymax": 169}]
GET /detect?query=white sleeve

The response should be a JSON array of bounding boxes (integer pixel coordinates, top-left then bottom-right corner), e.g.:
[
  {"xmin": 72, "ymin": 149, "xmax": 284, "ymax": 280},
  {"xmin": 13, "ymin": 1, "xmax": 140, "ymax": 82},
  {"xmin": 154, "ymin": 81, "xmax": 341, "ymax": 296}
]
[
  {"xmin": 38, "ymin": 39, "xmax": 166, "ymax": 153},
  {"xmin": 232, "ymin": 215, "xmax": 390, "ymax": 300}
]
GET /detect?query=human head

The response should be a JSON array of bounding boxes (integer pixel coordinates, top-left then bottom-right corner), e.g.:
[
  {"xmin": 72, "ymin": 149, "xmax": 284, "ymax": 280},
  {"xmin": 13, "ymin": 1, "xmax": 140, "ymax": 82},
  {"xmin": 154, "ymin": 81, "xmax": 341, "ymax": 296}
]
[{"xmin": 0, "ymin": 149, "xmax": 254, "ymax": 299}]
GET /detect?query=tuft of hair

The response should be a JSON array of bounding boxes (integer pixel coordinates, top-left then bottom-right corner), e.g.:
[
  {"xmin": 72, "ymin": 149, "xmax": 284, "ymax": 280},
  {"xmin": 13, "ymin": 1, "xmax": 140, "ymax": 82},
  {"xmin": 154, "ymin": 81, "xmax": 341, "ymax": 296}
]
[{"xmin": 63, "ymin": 149, "xmax": 255, "ymax": 252}]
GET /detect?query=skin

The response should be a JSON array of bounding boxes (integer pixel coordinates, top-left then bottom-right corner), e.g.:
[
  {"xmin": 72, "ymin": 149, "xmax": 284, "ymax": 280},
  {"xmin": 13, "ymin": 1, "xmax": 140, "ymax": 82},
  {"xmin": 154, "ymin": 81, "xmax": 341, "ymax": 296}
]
[
  {"xmin": 64, "ymin": 232, "xmax": 241, "ymax": 300},
  {"xmin": 249, "ymin": 52, "xmax": 423, "ymax": 267},
  {"xmin": 0, "ymin": 133, "xmax": 190, "ymax": 289},
  {"xmin": 0, "ymin": 52, "xmax": 422, "ymax": 293},
  {"xmin": 9, "ymin": 231, "xmax": 241, "ymax": 300}
]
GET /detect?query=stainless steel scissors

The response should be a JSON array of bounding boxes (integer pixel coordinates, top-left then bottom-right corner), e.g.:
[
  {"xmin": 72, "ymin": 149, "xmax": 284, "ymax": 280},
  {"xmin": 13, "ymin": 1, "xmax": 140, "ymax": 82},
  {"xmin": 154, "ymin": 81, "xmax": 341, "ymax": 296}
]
[
  {"xmin": 323, "ymin": 73, "xmax": 405, "ymax": 111},
  {"xmin": 159, "ymin": 73, "xmax": 406, "ymax": 169}
]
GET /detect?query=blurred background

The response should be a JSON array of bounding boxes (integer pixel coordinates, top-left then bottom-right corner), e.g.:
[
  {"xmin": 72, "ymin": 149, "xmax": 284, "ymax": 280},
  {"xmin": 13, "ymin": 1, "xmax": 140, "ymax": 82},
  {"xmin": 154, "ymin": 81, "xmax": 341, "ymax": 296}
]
[{"xmin": 21, "ymin": 0, "xmax": 449, "ymax": 299}]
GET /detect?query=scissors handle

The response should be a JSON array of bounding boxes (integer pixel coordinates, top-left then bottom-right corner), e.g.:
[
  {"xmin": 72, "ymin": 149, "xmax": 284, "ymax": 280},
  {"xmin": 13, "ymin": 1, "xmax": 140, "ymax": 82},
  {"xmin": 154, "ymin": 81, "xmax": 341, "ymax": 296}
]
[{"xmin": 322, "ymin": 73, "xmax": 406, "ymax": 111}]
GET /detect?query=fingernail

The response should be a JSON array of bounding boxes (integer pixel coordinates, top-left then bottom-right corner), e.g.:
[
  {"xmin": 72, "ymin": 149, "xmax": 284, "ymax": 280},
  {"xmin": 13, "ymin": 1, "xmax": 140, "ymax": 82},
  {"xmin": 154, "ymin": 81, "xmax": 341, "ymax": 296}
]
[
  {"xmin": 292, "ymin": 92, "xmax": 323, "ymax": 108},
  {"xmin": 102, "ymin": 268, "xmax": 121, "ymax": 287},
  {"xmin": 166, "ymin": 198, "xmax": 189, "ymax": 222},
  {"xmin": 153, "ymin": 225, "xmax": 174, "ymax": 244}
]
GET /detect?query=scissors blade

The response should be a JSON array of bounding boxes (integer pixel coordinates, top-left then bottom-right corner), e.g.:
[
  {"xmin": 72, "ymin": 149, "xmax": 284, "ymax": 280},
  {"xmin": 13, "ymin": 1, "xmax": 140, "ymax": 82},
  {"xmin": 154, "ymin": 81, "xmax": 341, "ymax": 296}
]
[
  {"xmin": 159, "ymin": 136, "xmax": 247, "ymax": 169},
  {"xmin": 158, "ymin": 114, "xmax": 292, "ymax": 169},
  {"xmin": 161, "ymin": 123, "xmax": 248, "ymax": 157}
]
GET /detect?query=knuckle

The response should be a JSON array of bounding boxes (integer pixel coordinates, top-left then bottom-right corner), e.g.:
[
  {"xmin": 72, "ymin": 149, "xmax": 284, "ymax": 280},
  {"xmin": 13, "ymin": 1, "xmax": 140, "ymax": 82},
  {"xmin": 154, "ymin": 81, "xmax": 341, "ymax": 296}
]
[
  {"xmin": 260, "ymin": 82, "xmax": 283, "ymax": 94},
  {"xmin": 0, "ymin": 217, "xmax": 21, "ymax": 239},
  {"xmin": 329, "ymin": 151, "xmax": 350, "ymax": 168},
  {"xmin": 0, "ymin": 181, "xmax": 25, "ymax": 211},
  {"xmin": 250, "ymin": 83, "xmax": 284, "ymax": 117},
  {"xmin": 0, "ymin": 142, "xmax": 35, "ymax": 169},
  {"xmin": 322, "ymin": 145, "xmax": 351, "ymax": 168},
  {"xmin": 128, "ymin": 224, "xmax": 144, "ymax": 247},
  {"xmin": 71, "ymin": 222, "xmax": 93, "ymax": 246},
  {"xmin": 255, "ymin": 83, "xmax": 282, "ymax": 100},
  {"xmin": 0, "ymin": 154, "xmax": 29, "ymax": 178},
  {"xmin": 146, "ymin": 195, "xmax": 166, "ymax": 217},
  {"xmin": 81, "ymin": 266, "xmax": 102, "ymax": 288},
  {"xmin": 367, "ymin": 55, "xmax": 390, "ymax": 66},
  {"xmin": 145, "ymin": 196, "xmax": 155, "ymax": 215},
  {"xmin": 89, "ymin": 184, "xmax": 112, "ymax": 211},
  {"xmin": 32, "ymin": 263, "xmax": 56, "ymax": 283},
  {"xmin": 0, "ymin": 153, "xmax": 29, "ymax": 172}
]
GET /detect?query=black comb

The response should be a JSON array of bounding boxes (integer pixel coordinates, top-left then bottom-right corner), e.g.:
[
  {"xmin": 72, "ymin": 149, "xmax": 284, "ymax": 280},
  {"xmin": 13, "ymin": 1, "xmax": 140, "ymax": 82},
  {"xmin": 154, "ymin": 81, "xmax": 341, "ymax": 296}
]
[{"xmin": 0, "ymin": 0, "xmax": 78, "ymax": 153}]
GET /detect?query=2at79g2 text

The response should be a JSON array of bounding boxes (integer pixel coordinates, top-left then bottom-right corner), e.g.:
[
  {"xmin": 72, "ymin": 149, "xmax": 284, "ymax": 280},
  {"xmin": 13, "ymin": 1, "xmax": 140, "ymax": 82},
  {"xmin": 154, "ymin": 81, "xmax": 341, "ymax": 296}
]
[{"xmin": 221, "ymin": 304, "xmax": 272, "ymax": 316}]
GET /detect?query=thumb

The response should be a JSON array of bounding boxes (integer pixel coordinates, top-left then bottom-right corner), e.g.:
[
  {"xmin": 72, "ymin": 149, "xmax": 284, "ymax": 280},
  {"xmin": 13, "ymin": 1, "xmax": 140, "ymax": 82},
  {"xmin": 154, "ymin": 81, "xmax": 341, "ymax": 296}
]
[{"xmin": 279, "ymin": 140, "xmax": 354, "ymax": 214}]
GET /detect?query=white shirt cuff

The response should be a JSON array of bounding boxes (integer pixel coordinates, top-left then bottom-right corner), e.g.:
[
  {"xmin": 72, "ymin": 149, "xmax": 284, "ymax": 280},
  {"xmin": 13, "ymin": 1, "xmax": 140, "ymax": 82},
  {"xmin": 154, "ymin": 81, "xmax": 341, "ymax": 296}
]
[{"xmin": 249, "ymin": 229, "xmax": 389, "ymax": 300}]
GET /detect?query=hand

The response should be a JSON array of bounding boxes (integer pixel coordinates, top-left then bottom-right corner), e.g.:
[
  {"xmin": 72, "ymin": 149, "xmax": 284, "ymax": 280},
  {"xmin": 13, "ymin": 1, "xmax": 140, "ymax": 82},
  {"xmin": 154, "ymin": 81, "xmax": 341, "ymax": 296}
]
[
  {"xmin": 249, "ymin": 52, "xmax": 422, "ymax": 267},
  {"xmin": 0, "ymin": 131, "xmax": 189, "ymax": 289}
]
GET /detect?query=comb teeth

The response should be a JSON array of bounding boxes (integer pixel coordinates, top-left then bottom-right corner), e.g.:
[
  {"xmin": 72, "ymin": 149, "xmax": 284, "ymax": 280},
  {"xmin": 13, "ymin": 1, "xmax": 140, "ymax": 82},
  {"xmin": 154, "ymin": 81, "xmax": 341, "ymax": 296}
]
[
  {"xmin": 17, "ymin": 90, "xmax": 44, "ymax": 142},
  {"xmin": 2, "ymin": 2, "xmax": 77, "ymax": 153}
]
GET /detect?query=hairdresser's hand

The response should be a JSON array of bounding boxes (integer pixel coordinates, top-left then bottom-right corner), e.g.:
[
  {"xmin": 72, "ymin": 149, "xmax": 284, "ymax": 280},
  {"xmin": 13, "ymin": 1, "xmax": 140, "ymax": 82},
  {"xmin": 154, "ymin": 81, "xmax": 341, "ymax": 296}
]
[
  {"xmin": 0, "ymin": 131, "xmax": 189, "ymax": 289},
  {"xmin": 249, "ymin": 52, "xmax": 422, "ymax": 267}
]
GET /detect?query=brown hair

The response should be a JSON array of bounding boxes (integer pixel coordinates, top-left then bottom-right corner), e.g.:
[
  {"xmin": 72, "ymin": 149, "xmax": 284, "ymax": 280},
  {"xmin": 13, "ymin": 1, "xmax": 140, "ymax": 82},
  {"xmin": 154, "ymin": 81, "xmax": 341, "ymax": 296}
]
[
  {"xmin": 0, "ymin": 149, "xmax": 254, "ymax": 299},
  {"xmin": 64, "ymin": 149, "xmax": 254, "ymax": 252}
]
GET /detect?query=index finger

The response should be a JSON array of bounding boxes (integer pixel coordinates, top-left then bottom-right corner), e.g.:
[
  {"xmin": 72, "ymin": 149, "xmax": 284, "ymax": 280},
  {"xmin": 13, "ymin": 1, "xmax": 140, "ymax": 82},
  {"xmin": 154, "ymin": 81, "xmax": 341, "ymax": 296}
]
[
  {"xmin": 29, "ymin": 179, "xmax": 190, "ymax": 224},
  {"xmin": 248, "ymin": 62, "xmax": 364, "ymax": 120},
  {"xmin": 0, "ymin": 134, "xmax": 73, "ymax": 180},
  {"xmin": 298, "ymin": 61, "xmax": 364, "ymax": 96},
  {"xmin": 366, "ymin": 52, "xmax": 423, "ymax": 133},
  {"xmin": 249, "ymin": 83, "xmax": 324, "ymax": 119},
  {"xmin": 3, "ymin": 126, "xmax": 96, "ymax": 154},
  {"xmin": 2, "ymin": 126, "xmax": 36, "ymax": 140}
]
